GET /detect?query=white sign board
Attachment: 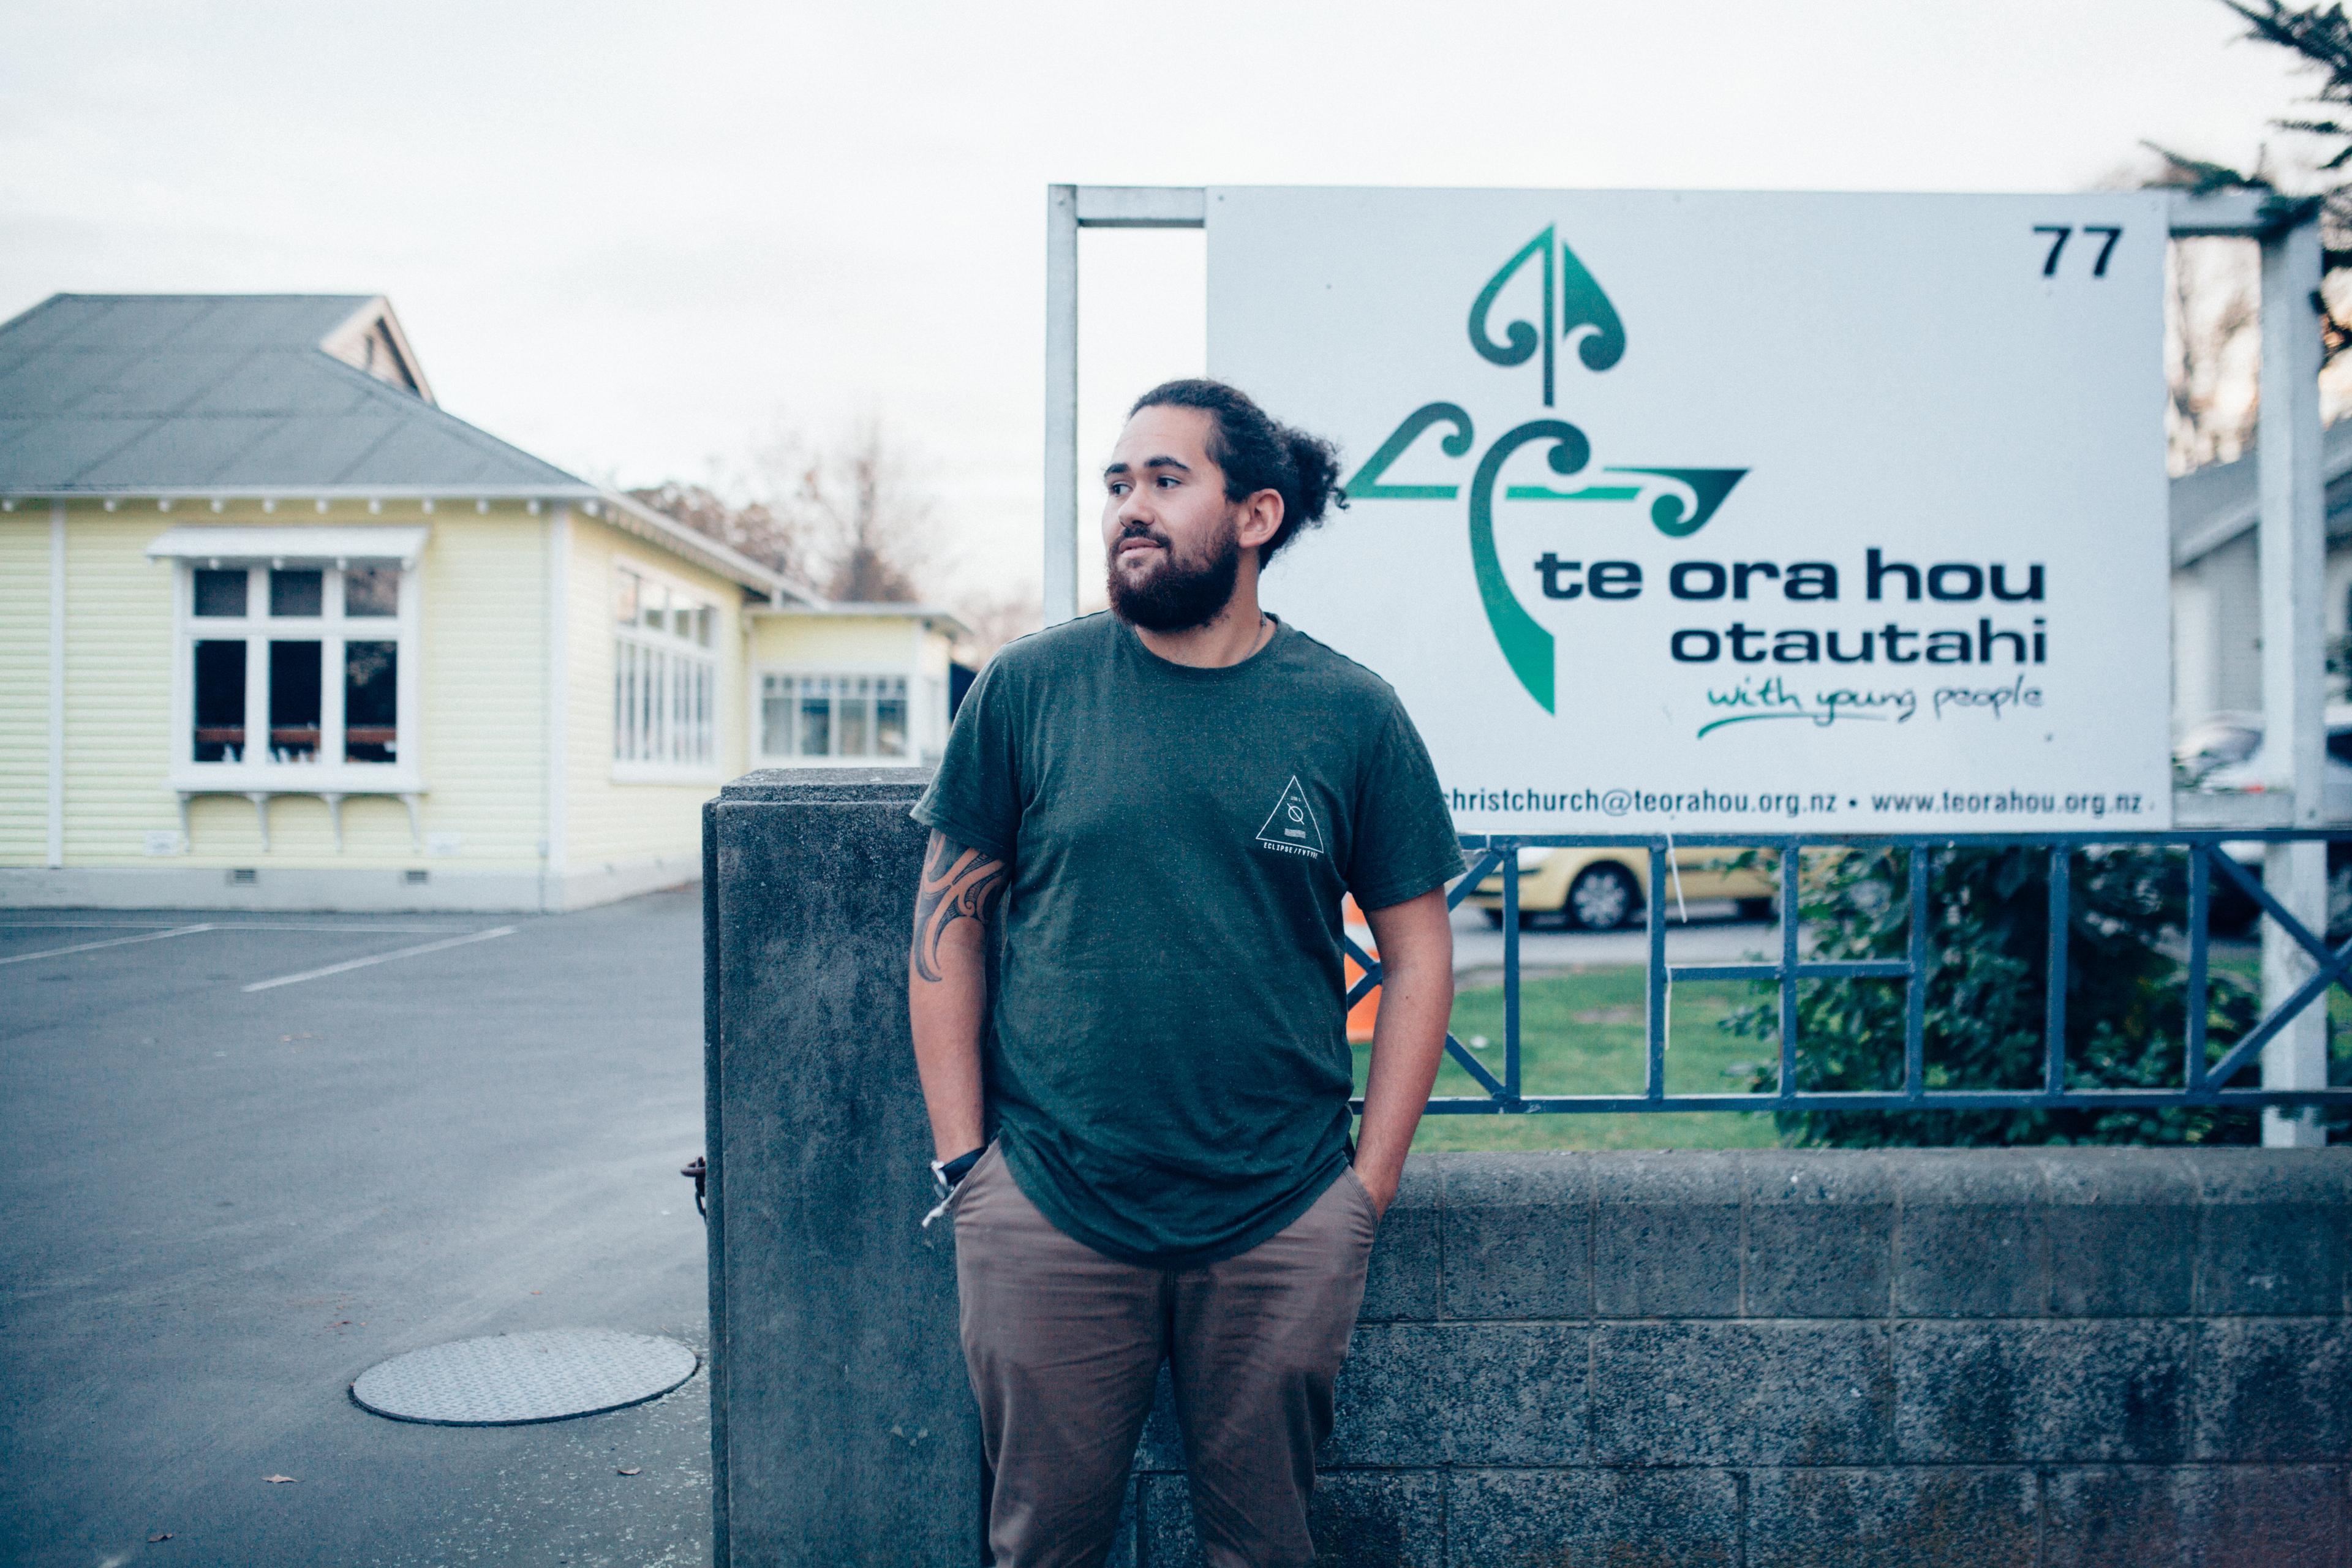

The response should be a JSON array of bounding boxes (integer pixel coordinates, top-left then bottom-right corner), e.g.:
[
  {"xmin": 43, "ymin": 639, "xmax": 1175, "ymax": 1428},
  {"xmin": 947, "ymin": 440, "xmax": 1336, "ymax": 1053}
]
[{"xmin": 1208, "ymin": 187, "xmax": 2172, "ymax": 834}]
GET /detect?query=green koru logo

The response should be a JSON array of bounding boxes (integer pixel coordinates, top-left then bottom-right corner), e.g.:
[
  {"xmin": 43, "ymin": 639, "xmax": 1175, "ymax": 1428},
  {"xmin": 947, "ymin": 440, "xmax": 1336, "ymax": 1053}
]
[{"xmin": 1344, "ymin": 227, "xmax": 1747, "ymax": 714}]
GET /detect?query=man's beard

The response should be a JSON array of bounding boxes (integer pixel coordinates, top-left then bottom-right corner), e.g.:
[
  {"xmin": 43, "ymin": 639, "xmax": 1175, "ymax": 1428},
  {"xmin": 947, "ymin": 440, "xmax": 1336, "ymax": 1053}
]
[{"xmin": 1106, "ymin": 514, "xmax": 1243, "ymax": 632}]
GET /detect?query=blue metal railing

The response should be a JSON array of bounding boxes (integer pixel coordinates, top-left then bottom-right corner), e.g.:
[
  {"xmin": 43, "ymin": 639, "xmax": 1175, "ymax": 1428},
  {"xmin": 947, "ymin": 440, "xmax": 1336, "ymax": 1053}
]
[{"xmin": 1343, "ymin": 830, "xmax": 2352, "ymax": 1115}]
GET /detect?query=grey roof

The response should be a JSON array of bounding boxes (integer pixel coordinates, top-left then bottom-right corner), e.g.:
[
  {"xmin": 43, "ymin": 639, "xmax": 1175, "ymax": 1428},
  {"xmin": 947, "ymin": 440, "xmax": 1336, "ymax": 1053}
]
[
  {"xmin": 0, "ymin": 294, "xmax": 589, "ymax": 495},
  {"xmin": 2171, "ymin": 418, "xmax": 2352, "ymax": 567}
]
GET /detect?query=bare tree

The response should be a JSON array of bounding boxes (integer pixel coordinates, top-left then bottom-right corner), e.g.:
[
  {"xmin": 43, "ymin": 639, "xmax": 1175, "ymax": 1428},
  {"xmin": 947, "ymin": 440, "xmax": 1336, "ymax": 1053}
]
[
  {"xmin": 761, "ymin": 420, "xmax": 937, "ymax": 604},
  {"xmin": 2165, "ymin": 236, "xmax": 2263, "ymax": 472},
  {"xmin": 951, "ymin": 580, "xmax": 1044, "ymax": 662},
  {"xmin": 626, "ymin": 481, "xmax": 807, "ymax": 579},
  {"xmin": 2139, "ymin": 137, "xmax": 2352, "ymax": 459},
  {"xmin": 640, "ymin": 423, "xmax": 1046, "ymax": 647},
  {"xmin": 2111, "ymin": 145, "xmax": 2266, "ymax": 471}
]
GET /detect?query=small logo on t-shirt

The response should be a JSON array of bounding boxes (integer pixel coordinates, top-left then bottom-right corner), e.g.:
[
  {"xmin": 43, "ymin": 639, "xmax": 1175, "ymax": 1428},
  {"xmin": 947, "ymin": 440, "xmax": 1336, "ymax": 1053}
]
[{"xmin": 1256, "ymin": 775, "xmax": 1327, "ymax": 859}]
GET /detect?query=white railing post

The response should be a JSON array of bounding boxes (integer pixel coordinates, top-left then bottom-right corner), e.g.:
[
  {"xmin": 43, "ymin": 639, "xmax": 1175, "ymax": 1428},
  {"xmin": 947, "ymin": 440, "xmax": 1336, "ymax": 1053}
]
[{"xmin": 2255, "ymin": 208, "xmax": 2331, "ymax": 1147}]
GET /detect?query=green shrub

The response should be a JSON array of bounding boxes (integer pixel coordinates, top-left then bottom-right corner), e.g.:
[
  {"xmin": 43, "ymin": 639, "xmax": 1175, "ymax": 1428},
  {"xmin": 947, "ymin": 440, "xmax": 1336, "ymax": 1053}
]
[{"xmin": 1724, "ymin": 845, "xmax": 2273, "ymax": 1147}]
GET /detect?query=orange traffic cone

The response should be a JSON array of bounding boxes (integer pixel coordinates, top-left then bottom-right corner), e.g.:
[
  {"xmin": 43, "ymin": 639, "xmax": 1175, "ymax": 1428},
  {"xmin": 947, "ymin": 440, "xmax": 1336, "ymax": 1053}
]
[{"xmin": 1342, "ymin": 895, "xmax": 1380, "ymax": 1044}]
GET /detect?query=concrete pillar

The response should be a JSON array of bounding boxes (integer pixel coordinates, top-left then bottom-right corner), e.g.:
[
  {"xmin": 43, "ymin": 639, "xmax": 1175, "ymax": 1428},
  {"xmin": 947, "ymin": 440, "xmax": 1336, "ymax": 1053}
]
[{"xmin": 703, "ymin": 767, "xmax": 979, "ymax": 1567}]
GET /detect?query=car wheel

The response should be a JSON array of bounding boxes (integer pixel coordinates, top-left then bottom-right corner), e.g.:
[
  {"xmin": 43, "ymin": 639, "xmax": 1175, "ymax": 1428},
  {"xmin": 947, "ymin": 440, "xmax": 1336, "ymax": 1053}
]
[
  {"xmin": 1481, "ymin": 908, "xmax": 1504, "ymax": 929},
  {"xmin": 1566, "ymin": 864, "xmax": 1640, "ymax": 931},
  {"xmin": 1735, "ymin": 897, "xmax": 1775, "ymax": 922}
]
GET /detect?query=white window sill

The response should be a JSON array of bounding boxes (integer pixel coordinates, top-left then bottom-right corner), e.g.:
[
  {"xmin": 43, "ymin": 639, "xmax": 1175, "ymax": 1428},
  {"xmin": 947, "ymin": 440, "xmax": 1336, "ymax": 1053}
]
[
  {"xmin": 167, "ymin": 771, "xmax": 425, "ymax": 853},
  {"xmin": 170, "ymin": 767, "xmax": 424, "ymax": 795},
  {"xmin": 611, "ymin": 762, "xmax": 725, "ymax": 786}
]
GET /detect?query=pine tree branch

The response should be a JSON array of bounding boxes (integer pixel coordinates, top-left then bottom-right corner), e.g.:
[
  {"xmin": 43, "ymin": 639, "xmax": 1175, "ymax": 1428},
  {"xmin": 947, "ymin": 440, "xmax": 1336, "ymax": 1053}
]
[
  {"xmin": 2220, "ymin": 1, "xmax": 2352, "ymax": 100},
  {"xmin": 2139, "ymin": 140, "xmax": 2270, "ymax": 192}
]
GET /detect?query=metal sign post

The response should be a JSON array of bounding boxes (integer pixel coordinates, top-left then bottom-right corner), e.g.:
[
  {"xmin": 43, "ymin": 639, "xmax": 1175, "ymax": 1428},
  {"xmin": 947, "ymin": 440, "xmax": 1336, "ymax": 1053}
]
[
  {"xmin": 1041, "ymin": 186, "xmax": 1206, "ymax": 626},
  {"xmin": 2253, "ymin": 203, "xmax": 2330, "ymax": 1145}
]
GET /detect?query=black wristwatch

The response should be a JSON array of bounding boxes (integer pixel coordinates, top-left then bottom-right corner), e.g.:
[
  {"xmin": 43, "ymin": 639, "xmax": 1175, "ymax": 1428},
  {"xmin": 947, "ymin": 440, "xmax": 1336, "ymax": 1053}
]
[{"xmin": 930, "ymin": 1146, "xmax": 985, "ymax": 1200}]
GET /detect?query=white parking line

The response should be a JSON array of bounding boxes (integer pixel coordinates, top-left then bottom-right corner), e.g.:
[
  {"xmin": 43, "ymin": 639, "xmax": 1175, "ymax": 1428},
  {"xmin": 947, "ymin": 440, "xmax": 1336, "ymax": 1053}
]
[
  {"xmin": 170, "ymin": 922, "xmax": 463, "ymax": 934},
  {"xmin": 241, "ymin": 926, "xmax": 518, "ymax": 992},
  {"xmin": 1, "ymin": 922, "xmax": 468, "ymax": 934},
  {"xmin": 0, "ymin": 925, "xmax": 216, "ymax": 966}
]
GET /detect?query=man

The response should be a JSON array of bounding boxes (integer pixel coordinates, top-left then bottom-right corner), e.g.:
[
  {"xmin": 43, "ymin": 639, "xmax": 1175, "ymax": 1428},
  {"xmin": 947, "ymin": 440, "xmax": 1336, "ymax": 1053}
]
[{"xmin": 908, "ymin": 379, "xmax": 1461, "ymax": 1568}]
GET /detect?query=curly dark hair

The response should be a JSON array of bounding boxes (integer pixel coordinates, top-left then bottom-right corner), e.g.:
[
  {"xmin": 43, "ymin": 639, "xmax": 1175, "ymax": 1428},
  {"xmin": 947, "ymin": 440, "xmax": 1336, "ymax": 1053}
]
[{"xmin": 1128, "ymin": 379, "xmax": 1346, "ymax": 565}]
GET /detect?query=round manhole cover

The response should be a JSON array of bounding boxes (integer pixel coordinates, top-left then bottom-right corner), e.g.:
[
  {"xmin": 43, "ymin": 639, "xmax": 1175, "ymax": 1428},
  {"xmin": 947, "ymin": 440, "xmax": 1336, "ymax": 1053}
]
[{"xmin": 351, "ymin": 1329, "xmax": 699, "ymax": 1426}]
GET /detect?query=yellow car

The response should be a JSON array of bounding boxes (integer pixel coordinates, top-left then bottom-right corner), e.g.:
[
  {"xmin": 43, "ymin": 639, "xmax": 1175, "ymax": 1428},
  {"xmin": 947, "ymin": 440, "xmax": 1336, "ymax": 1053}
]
[{"xmin": 1466, "ymin": 845, "xmax": 1779, "ymax": 930}]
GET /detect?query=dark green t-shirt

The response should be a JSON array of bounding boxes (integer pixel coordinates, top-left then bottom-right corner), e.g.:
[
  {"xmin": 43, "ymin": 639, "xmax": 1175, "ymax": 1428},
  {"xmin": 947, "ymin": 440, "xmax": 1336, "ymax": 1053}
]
[{"xmin": 911, "ymin": 611, "xmax": 1464, "ymax": 1268}]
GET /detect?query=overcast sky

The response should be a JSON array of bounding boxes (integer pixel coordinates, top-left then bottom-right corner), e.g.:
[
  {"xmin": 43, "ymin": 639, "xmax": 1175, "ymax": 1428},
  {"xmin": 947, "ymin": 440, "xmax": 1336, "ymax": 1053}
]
[{"xmin": 0, "ymin": 0, "xmax": 2326, "ymax": 600}]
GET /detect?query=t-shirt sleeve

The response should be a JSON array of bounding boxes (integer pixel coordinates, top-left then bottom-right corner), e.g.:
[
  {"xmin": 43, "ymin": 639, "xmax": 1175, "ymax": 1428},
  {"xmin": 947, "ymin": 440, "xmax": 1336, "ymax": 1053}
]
[
  {"xmin": 1344, "ymin": 698, "xmax": 1467, "ymax": 910},
  {"xmin": 911, "ymin": 657, "xmax": 1021, "ymax": 864}
]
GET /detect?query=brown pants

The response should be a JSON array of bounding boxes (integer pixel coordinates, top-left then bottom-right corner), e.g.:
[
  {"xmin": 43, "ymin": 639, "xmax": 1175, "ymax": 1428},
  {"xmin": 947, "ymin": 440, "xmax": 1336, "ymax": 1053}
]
[{"xmin": 951, "ymin": 1143, "xmax": 1378, "ymax": 1568}]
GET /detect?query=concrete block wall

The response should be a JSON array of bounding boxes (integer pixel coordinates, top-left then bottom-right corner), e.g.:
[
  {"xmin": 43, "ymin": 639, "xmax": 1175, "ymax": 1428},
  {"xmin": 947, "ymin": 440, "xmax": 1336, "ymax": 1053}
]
[
  {"xmin": 1119, "ymin": 1148, "xmax": 2352, "ymax": 1568},
  {"xmin": 706, "ymin": 774, "xmax": 2352, "ymax": 1567}
]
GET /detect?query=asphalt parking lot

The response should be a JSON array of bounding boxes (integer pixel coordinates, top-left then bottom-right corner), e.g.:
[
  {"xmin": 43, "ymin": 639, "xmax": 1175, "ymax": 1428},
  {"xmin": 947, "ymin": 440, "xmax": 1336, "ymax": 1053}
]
[
  {"xmin": 0, "ymin": 884, "xmax": 1774, "ymax": 1568},
  {"xmin": 0, "ymin": 891, "xmax": 711, "ymax": 1568}
]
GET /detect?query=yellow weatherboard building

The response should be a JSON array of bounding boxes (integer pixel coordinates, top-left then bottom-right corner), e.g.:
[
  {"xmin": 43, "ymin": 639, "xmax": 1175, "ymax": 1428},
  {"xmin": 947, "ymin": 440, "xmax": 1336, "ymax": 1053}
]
[{"xmin": 0, "ymin": 294, "xmax": 962, "ymax": 911}]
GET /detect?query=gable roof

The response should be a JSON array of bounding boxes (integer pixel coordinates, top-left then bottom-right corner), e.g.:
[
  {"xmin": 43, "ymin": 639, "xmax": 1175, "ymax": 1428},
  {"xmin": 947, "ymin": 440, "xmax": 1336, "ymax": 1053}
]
[
  {"xmin": 0, "ymin": 293, "xmax": 588, "ymax": 497},
  {"xmin": 2172, "ymin": 417, "xmax": 2352, "ymax": 568},
  {"xmin": 0, "ymin": 292, "xmax": 809, "ymax": 599}
]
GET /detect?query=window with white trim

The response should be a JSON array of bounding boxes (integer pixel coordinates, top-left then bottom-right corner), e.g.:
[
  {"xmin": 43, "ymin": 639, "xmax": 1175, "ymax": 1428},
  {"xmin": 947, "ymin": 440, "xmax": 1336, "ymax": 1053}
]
[
  {"xmin": 759, "ymin": 673, "xmax": 910, "ymax": 761},
  {"xmin": 179, "ymin": 562, "xmax": 416, "ymax": 780},
  {"xmin": 614, "ymin": 566, "xmax": 718, "ymax": 774}
]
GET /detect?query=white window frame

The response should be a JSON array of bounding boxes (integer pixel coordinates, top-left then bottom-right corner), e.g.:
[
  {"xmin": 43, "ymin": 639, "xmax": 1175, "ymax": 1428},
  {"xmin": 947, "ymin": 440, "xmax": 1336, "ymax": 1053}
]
[
  {"xmin": 168, "ymin": 557, "xmax": 423, "ymax": 794},
  {"xmin": 753, "ymin": 666, "xmax": 918, "ymax": 767},
  {"xmin": 612, "ymin": 562, "xmax": 722, "ymax": 784}
]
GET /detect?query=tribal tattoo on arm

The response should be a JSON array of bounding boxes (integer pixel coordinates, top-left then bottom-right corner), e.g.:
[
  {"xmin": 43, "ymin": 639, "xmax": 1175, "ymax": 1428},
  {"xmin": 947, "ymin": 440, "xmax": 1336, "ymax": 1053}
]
[{"xmin": 911, "ymin": 831, "xmax": 1011, "ymax": 983}]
